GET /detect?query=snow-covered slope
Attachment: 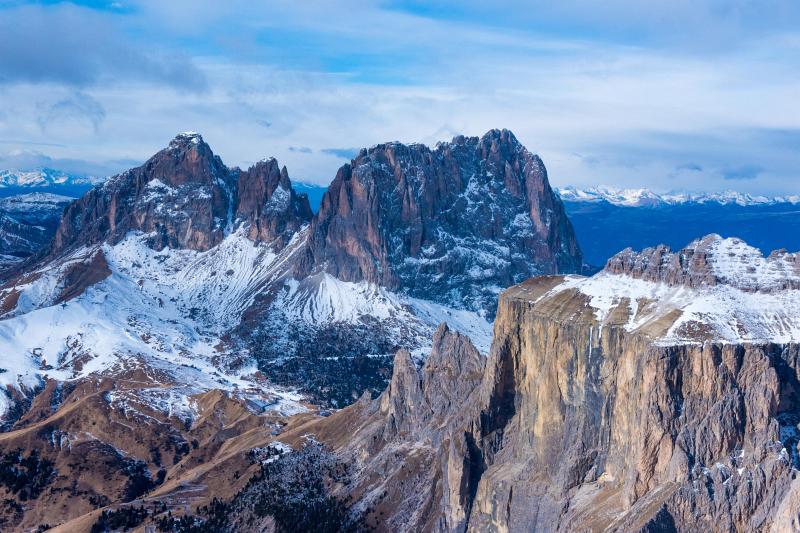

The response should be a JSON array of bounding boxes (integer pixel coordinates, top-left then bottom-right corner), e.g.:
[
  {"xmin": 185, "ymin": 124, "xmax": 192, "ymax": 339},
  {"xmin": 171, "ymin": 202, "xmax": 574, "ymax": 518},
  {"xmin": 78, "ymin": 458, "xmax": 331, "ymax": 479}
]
[
  {"xmin": 0, "ymin": 192, "xmax": 74, "ymax": 210},
  {"xmin": 524, "ymin": 235, "xmax": 800, "ymax": 345},
  {"xmin": 1, "ymin": 130, "xmax": 593, "ymax": 416},
  {"xmin": 0, "ymin": 223, "xmax": 493, "ymax": 417},
  {"xmin": 0, "ymin": 228, "xmax": 310, "ymax": 420},
  {"xmin": 558, "ymin": 185, "xmax": 800, "ymax": 207}
]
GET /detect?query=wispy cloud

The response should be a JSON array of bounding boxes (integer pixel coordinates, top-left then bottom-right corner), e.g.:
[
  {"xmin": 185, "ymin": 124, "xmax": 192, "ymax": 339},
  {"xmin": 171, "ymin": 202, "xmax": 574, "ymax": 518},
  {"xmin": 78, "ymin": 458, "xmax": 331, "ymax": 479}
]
[
  {"xmin": 0, "ymin": 3, "xmax": 206, "ymax": 90},
  {"xmin": 37, "ymin": 92, "xmax": 106, "ymax": 133},
  {"xmin": 321, "ymin": 148, "xmax": 360, "ymax": 160},
  {"xmin": 288, "ymin": 146, "xmax": 313, "ymax": 154},
  {"xmin": 723, "ymin": 165, "xmax": 762, "ymax": 181}
]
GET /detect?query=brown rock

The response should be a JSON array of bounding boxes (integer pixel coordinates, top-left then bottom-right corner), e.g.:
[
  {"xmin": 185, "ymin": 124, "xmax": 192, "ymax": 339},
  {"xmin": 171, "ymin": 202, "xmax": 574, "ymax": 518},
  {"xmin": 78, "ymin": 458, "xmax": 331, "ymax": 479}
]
[
  {"xmin": 45, "ymin": 133, "xmax": 311, "ymax": 260},
  {"xmin": 236, "ymin": 158, "xmax": 312, "ymax": 248},
  {"xmin": 297, "ymin": 129, "xmax": 582, "ymax": 314}
]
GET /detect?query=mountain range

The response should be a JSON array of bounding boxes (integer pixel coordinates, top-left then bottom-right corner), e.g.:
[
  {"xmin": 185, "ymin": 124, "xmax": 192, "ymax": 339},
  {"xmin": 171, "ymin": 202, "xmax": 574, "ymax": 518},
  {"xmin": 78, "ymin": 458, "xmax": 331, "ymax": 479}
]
[
  {"xmin": 0, "ymin": 131, "xmax": 798, "ymax": 532},
  {"xmin": 557, "ymin": 185, "xmax": 800, "ymax": 207},
  {"xmin": 0, "ymin": 193, "xmax": 74, "ymax": 269},
  {"xmin": 558, "ymin": 186, "xmax": 800, "ymax": 266},
  {"xmin": 0, "ymin": 169, "xmax": 102, "ymax": 199}
]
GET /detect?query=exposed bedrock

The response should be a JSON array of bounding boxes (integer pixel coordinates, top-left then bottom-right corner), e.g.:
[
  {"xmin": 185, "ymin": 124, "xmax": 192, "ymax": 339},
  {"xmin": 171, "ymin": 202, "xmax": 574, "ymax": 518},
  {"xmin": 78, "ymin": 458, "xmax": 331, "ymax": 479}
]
[{"xmin": 313, "ymin": 277, "xmax": 800, "ymax": 532}]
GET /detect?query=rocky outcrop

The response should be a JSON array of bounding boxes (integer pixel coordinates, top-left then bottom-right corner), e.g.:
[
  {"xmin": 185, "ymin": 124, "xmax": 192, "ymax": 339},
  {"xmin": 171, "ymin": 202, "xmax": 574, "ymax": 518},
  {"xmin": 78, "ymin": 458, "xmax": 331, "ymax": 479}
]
[
  {"xmin": 298, "ymin": 129, "xmax": 582, "ymax": 315},
  {"xmin": 236, "ymin": 158, "xmax": 313, "ymax": 248},
  {"xmin": 310, "ymin": 238, "xmax": 800, "ymax": 532},
  {"xmin": 307, "ymin": 323, "xmax": 486, "ymax": 531},
  {"xmin": 51, "ymin": 133, "xmax": 237, "ymax": 254},
  {"xmin": 242, "ymin": 129, "xmax": 583, "ymax": 405},
  {"xmin": 468, "ymin": 278, "xmax": 800, "ymax": 532}
]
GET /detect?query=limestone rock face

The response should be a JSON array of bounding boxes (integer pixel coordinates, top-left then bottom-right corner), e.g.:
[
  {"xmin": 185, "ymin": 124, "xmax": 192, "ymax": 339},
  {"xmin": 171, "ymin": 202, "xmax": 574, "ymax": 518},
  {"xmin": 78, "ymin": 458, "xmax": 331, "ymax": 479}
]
[
  {"xmin": 469, "ymin": 280, "xmax": 800, "ymax": 532},
  {"xmin": 312, "ymin": 324, "xmax": 486, "ymax": 532},
  {"xmin": 298, "ymin": 129, "xmax": 582, "ymax": 315},
  {"xmin": 51, "ymin": 133, "xmax": 237, "ymax": 254},
  {"xmin": 313, "ymin": 238, "xmax": 800, "ymax": 532}
]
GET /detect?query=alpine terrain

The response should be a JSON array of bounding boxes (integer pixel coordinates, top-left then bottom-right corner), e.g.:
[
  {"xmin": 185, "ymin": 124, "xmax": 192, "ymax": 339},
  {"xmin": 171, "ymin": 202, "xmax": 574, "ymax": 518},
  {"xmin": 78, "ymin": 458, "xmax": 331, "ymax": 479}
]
[
  {"xmin": 0, "ymin": 193, "xmax": 73, "ymax": 270},
  {"xmin": 1, "ymin": 130, "xmax": 797, "ymax": 532},
  {"xmin": 283, "ymin": 234, "xmax": 800, "ymax": 532},
  {"xmin": 0, "ymin": 129, "xmax": 587, "ymax": 530}
]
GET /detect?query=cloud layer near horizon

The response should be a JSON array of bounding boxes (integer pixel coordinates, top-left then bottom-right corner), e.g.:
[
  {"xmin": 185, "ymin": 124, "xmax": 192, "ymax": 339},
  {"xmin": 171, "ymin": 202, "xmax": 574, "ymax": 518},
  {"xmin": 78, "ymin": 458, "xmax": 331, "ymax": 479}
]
[{"xmin": 0, "ymin": 0, "xmax": 797, "ymax": 194}]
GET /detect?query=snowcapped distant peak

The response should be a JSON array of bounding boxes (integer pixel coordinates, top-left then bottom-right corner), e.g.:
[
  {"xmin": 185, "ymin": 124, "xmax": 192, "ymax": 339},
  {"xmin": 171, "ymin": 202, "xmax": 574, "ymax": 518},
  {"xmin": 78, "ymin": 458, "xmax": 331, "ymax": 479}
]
[
  {"xmin": 557, "ymin": 186, "xmax": 800, "ymax": 207},
  {"xmin": 558, "ymin": 186, "xmax": 663, "ymax": 207},
  {"xmin": 0, "ymin": 192, "xmax": 75, "ymax": 204}
]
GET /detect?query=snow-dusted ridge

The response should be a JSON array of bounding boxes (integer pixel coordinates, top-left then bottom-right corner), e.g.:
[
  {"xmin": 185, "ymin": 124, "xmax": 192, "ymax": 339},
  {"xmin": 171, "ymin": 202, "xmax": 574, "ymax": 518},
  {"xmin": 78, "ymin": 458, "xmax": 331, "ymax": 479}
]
[
  {"xmin": 557, "ymin": 185, "xmax": 800, "ymax": 207},
  {"xmin": 0, "ymin": 192, "xmax": 75, "ymax": 205},
  {"xmin": 524, "ymin": 235, "xmax": 800, "ymax": 345},
  {"xmin": 268, "ymin": 272, "xmax": 493, "ymax": 361}
]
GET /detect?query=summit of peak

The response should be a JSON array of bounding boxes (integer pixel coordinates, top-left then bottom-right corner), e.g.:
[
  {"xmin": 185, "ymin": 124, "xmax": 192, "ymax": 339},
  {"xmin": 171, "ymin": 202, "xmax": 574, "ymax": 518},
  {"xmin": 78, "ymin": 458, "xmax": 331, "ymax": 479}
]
[
  {"xmin": 168, "ymin": 132, "xmax": 205, "ymax": 149},
  {"xmin": 480, "ymin": 128, "xmax": 518, "ymax": 142}
]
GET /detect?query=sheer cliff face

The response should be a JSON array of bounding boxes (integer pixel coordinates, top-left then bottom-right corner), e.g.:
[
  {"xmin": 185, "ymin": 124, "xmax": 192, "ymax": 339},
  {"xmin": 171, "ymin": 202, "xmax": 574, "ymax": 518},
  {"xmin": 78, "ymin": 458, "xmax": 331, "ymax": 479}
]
[
  {"xmin": 299, "ymin": 129, "xmax": 582, "ymax": 314},
  {"xmin": 473, "ymin": 279, "xmax": 800, "ymax": 532},
  {"xmin": 49, "ymin": 133, "xmax": 311, "ymax": 256},
  {"xmin": 315, "ymin": 236, "xmax": 800, "ymax": 532}
]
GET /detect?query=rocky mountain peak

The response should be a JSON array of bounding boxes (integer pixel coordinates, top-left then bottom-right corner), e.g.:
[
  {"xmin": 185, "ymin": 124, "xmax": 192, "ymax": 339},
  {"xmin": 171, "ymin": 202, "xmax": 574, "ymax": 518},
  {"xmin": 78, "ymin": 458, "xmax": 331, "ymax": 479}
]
[
  {"xmin": 378, "ymin": 323, "xmax": 484, "ymax": 434},
  {"xmin": 168, "ymin": 131, "xmax": 204, "ymax": 148},
  {"xmin": 298, "ymin": 129, "xmax": 582, "ymax": 315},
  {"xmin": 137, "ymin": 131, "xmax": 230, "ymax": 190},
  {"xmin": 605, "ymin": 233, "xmax": 800, "ymax": 291},
  {"xmin": 40, "ymin": 133, "xmax": 310, "ymax": 259},
  {"xmin": 46, "ymin": 133, "xmax": 235, "ymax": 255}
]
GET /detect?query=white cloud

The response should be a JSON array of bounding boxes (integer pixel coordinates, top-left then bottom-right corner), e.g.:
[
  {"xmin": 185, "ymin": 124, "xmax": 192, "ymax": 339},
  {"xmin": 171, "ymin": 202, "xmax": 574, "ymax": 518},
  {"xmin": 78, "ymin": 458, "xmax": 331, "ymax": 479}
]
[{"xmin": 0, "ymin": 0, "xmax": 796, "ymax": 193}]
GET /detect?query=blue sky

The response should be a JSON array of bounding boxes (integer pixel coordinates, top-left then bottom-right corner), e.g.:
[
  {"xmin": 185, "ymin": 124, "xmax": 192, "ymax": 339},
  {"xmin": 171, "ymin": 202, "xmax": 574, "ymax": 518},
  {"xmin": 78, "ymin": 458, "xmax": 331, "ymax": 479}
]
[{"xmin": 0, "ymin": 0, "xmax": 798, "ymax": 193}]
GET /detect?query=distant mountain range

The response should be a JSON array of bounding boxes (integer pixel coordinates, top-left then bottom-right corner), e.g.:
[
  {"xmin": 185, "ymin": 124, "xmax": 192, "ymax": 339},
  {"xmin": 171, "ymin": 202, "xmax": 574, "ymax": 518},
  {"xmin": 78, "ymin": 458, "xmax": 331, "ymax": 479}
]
[
  {"xmin": 558, "ymin": 185, "xmax": 800, "ymax": 207},
  {"xmin": 558, "ymin": 186, "xmax": 800, "ymax": 266},
  {"xmin": 0, "ymin": 168, "xmax": 103, "ymax": 198},
  {"xmin": 3, "ymin": 170, "xmax": 797, "ymax": 271},
  {"xmin": 0, "ymin": 192, "xmax": 73, "ymax": 268}
]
